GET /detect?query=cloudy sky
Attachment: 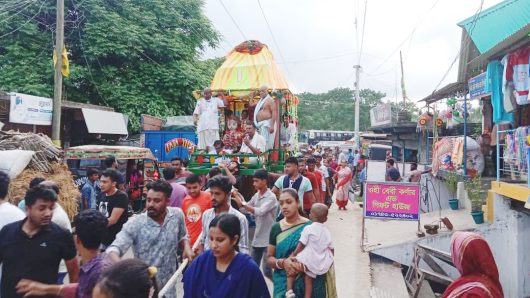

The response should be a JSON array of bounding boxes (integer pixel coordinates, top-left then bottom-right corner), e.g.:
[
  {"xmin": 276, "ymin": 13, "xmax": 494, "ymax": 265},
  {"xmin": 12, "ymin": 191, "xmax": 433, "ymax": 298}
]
[{"xmin": 201, "ymin": 0, "xmax": 501, "ymax": 103}]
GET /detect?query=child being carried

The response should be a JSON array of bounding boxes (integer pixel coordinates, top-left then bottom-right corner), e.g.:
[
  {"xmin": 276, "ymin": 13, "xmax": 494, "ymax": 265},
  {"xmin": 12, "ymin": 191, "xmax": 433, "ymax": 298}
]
[{"xmin": 286, "ymin": 203, "xmax": 334, "ymax": 298}]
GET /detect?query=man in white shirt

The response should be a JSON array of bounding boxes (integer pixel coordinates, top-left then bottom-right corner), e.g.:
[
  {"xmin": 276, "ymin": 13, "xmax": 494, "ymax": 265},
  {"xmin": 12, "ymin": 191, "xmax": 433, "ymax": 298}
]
[
  {"xmin": 239, "ymin": 120, "xmax": 266, "ymax": 164},
  {"xmin": 193, "ymin": 87, "xmax": 227, "ymax": 150},
  {"xmin": 232, "ymin": 169, "xmax": 277, "ymax": 278}
]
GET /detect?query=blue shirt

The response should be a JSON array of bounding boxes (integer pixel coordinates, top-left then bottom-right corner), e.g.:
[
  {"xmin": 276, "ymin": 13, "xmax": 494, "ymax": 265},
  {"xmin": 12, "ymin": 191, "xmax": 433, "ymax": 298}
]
[
  {"xmin": 359, "ymin": 168, "xmax": 367, "ymax": 183},
  {"xmin": 386, "ymin": 167, "xmax": 401, "ymax": 182},
  {"xmin": 81, "ymin": 180, "xmax": 97, "ymax": 210}
]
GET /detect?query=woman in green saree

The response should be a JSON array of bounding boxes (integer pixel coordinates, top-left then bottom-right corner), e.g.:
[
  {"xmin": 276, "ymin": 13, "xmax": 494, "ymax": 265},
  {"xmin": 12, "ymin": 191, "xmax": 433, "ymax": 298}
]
[{"xmin": 267, "ymin": 188, "xmax": 337, "ymax": 298}]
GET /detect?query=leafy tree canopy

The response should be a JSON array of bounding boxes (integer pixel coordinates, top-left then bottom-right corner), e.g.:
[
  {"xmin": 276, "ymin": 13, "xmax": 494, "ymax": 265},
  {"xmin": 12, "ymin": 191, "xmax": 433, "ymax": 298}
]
[
  {"xmin": 297, "ymin": 87, "xmax": 386, "ymax": 131},
  {"xmin": 0, "ymin": 0, "xmax": 221, "ymax": 132}
]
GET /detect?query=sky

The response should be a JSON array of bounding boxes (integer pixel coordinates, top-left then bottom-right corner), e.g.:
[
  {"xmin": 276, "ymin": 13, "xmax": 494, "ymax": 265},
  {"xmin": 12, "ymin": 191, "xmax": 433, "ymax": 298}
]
[{"xmin": 201, "ymin": 0, "xmax": 502, "ymax": 104}]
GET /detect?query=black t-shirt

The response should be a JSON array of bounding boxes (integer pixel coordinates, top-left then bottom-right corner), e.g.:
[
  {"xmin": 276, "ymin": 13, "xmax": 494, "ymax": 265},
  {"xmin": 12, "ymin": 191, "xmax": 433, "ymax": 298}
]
[
  {"xmin": 0, "ymin": 219, "xmax": 77, "ymax": 298},
  {"xmin": 97, "ymin": 190, "xmax": 129, "ymax": 246}
]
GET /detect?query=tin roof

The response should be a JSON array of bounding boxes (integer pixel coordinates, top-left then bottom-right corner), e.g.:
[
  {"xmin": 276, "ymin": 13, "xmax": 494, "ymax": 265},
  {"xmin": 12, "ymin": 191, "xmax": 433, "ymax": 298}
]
[{"xmin": 458, "ymin": 0, "xmax": 530, "ymax": 54}]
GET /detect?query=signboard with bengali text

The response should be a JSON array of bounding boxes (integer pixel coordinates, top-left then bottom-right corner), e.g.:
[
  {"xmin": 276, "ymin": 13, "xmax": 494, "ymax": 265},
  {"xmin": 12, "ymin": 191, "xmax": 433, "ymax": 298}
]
[
  {"xmin": 468, "ymin": 72, "xmax": 489, "ymax": 99},
  {"xmin": 363, "ymin": 181, "xmax": 420, "ymax": 221},
  {"xmin": 9, "ymin": 93, "xmax": 53, "ymax": 125}
]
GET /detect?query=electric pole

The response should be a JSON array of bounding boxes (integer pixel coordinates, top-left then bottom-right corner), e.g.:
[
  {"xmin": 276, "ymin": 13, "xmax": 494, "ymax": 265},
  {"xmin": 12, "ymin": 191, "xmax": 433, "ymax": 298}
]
[
  {"xmin": 52, "ymin": 0, "xmax": 64, "ymax": 146},
  {"xmin": 353, "ymin": 65, "xmax": 361, "ymax": 148}
]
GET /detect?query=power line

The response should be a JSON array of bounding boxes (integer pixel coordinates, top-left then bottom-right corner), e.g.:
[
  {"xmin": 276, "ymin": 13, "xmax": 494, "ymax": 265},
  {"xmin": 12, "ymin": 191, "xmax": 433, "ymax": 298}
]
[
  {"xmin": 0, "ymin": 0, "xmax": 37, "ymax": 25},
  {"xmin": 218, "ymin": 0, "xmax": 247, "ymax": 41},
  {"xmin": 0, "ymin": 0, "xmax": 45, "ymax": 39},
  {"xmin": 358, "ymin": 0, "xmax": 368, "ymax": 65},
  {"xmin": 370, "ymin": 0, "xmax": 441, "ymax": 73},
  {"xmin": 430, "ymin": 0, "xmax": 484, "ymax": 93},
  {"xmin": 256, "ymin": 0, "xmax": 293, "ymax": 81},
  {"xmin": 174, "ymin": 0, "xmax": 229, "ymax": 53}
]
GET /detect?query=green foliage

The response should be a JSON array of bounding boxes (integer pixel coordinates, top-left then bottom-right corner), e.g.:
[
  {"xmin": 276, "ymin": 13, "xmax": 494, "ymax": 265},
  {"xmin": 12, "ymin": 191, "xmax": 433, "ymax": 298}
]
[
  {"xmin": 444, "ymin": 170, "xmax": 459, "ymax": 197},
  {"xmin": 297, "ymin": 87, "xmax": 386, "ymax": 131},
  {"xmin": 390, "ymin": 100, "xmax": 420, "ymax": 122},
  {"xmin": 0, "ymin": 0, "xmax": 221, "ymax": 132},
  {"xmin": 465, "ymin": 175, "xmax": 484, "ymax": 212}
]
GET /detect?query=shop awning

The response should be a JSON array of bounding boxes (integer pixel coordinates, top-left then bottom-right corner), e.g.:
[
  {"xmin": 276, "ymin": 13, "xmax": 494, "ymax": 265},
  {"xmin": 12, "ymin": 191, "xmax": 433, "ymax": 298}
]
[
  {"xmin": 81, "ymin": 108, "xmax": 128, "ymax": 135},
  {"xmin": 419, "ymin": 82, "xmax": 468, "ymax": 103},
  {"xmin": 458, "ymin": 0, "xmax": 530, "ymax": 54}
]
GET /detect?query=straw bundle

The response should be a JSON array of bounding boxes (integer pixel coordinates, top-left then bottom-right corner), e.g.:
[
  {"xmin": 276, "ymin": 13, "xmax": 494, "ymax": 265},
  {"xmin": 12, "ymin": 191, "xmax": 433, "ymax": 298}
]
[
  {"xmin": 0, "ymin": 131, "xmax": 62, "ymax": 173},
  {"xmin": 8, "ymin": 163, "xmax": 80, "ymax": 220}
]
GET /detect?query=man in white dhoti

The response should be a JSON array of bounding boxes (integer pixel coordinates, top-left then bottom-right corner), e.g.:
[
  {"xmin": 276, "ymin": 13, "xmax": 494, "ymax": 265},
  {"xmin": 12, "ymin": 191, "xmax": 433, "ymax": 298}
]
[
  {"xmin": 193, "ymin": 88, "xmax": 227, "ymax": 150},
  {"xmin": 253, "ymin": 85, "xmax": 277, "ymax": 151}
]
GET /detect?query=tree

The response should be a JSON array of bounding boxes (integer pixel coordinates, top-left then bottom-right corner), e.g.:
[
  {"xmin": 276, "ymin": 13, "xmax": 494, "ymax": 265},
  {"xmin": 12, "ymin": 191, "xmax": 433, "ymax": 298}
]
[
  {"xmin": 0, "ymin": 0, "xmax": 221, "ymax": 132},
  {"xmin": 297, "ymin": 87, "xmax": 385, "ymax": 131},
  {"xmin": 390, "ymin": 100, "xmax": 420, "ymax": 122}
]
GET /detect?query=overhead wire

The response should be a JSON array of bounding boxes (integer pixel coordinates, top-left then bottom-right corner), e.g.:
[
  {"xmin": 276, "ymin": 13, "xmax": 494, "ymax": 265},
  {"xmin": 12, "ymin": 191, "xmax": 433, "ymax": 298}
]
[
  {"xmin": 256, "ymin": 0, "xmax": 293, "ymax": 81},
  {"xmin": 0, "ymin": 0, "xmax": 37, "ymax": 24},
  {"xmin": 357, "ymin": 0, "xmax": 368, "ymax": 65},
  {"xmin": 370, "ymin": 0, "xmax": 441, "ymax": 73},
  {"xmin": 430, "ymin": 0, "xmax": 484, "ymax": 93},
  {"xmin": 173, "ymin": 0, "xmax": 229, "ymax": 53},
  {"xmin": 0, "ymin": 0, "xmax": 46, "ymax": 40},
  {"xmin": 218, "ymin": 0, "xmax": 247, "ymax": 41}
]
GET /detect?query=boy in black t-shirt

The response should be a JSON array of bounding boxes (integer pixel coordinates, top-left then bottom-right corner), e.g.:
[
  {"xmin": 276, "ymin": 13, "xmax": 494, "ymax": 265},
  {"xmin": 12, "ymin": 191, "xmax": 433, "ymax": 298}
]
[{"xmin": 97, "ymin": 169, "xmax": 129, "ymax": 247}]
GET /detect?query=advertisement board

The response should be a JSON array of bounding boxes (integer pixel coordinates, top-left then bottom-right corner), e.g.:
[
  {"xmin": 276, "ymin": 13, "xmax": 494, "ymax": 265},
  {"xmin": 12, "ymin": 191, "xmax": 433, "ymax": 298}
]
[
  {"xmin": 468, "ymin": 72, "xmax": 488, "ymax": 99},
  {"xmin": 9, "ymin": 93, "xmax": 53, "ymax": 125},
  {"xmin": 369, "ymin": 103, "xmax": 392, "ymax": 127},
  {"xmin": 363, "ymin": 181, "xmax": 420, "ymax": 221}
]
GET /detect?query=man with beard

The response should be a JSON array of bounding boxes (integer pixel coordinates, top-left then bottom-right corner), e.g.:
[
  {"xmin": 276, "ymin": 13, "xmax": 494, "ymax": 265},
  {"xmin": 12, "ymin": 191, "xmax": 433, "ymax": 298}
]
[
  {"xmin": 171, "ymin": 157, "xmax": 192, "ymax": 184},
  {"xmin": 0, "ymin": 185, "xmax": 78, "ymax": 298},
  {"xmin": 198, "ymin": 176, "xmax": 249, "ymax": 254},
  {"xmin": 97, "ymin": 169, "xmax": 129, "ymax": 248},
  {"xmin": 106, "ymin": 180, "xmax": 192, "ymax": 298}
]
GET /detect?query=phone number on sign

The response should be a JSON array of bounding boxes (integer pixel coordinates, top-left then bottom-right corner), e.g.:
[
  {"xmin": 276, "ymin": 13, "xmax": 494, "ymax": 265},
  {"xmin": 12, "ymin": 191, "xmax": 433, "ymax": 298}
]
[{"xmin": 366, "ymin": 211, "xmax": 417, "ymax": 219}]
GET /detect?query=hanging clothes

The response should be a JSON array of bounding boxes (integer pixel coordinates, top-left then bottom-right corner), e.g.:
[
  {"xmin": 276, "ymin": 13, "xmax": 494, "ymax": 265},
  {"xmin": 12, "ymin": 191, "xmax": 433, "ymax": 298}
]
[
  {"xmin": 485, "ymin": 60, "xmax": 514, "ymax": 124},
  {"xmin": 505, "ymin": 47, "xmax": 530, "ymax": 105},
  {"xmin": 482, "ymin": 98, "xmax": 493, "ymax": 132},
  {"xmin": 501, "ymin": 54, "xmax": 517, "ymax": 112}
]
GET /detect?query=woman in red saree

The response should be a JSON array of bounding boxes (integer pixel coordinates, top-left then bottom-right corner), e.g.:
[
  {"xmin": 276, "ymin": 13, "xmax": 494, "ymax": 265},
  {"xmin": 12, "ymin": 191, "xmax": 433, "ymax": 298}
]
[
  {"xmin": 334, "ymin": 159, "xmax": 352, "ymax": 210},
  {"xmin": 443, "ymin": 232, "xmax": 503, "ymax": 298}
]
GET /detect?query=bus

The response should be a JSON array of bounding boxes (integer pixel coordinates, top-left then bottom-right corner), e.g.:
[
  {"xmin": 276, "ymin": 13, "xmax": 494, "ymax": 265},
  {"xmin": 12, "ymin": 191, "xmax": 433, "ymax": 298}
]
[{"xmin": 301, "ymin": 130, "xmax": 356, "ymax": 145}]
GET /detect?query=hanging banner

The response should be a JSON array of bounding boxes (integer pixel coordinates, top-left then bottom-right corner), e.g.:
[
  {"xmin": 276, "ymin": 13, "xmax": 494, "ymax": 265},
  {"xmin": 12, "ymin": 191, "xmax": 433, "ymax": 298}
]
[
  {"xmin": 369, "ymin": 103, "xmax": 392, "ymax": 127},
  {"xmin": 468, "ymin": 72, "xmax": 488, "ymax": 99},
  {"xmin": 363, "ymin": 181, "xmax": 420, "ymax": 220},
  {"xmin": 9, "ymin": 93, "xmax": 53, "ymax": 125}
]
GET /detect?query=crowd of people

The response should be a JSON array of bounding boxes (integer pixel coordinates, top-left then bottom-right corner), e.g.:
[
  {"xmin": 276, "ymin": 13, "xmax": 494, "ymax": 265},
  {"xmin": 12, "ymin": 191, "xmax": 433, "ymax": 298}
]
[
  {"xmin": 0, "ymin": 143, "xmax": 357, "ymax": 298},
  {"xmin": 0, "ymin": 137, "xmax": 502, "ymax": 297}
]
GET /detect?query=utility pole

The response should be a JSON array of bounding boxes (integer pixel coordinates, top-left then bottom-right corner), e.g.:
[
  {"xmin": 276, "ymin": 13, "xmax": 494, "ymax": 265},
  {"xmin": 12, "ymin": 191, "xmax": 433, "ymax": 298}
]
[
  {"xmin": 399, "ymin": 51, "xmax": 406, "ymax": 176},
  {"xmin": 353, "ymin": 65, "xmax": 361, "ymax": 148},
  {"xmin": 52, "ymin": 0, "xmax": 64, "ymax": 146}
]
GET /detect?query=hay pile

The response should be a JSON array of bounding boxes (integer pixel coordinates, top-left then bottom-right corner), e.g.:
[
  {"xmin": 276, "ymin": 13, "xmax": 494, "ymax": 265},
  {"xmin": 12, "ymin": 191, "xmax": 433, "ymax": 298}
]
[
  {"xmin": 0, "ymin": 131, "xmax": 62, "ymax": 173},
  {"xmin": 8, "ymin": 163, "xmax": 80, "ymax": 220}
]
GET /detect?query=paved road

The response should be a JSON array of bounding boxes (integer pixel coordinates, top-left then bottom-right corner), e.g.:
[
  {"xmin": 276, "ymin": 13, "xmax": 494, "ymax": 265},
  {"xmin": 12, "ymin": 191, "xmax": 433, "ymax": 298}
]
[{"xmin": 328, "ymin": 202, "xmax": 371, "ymax": 297}]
